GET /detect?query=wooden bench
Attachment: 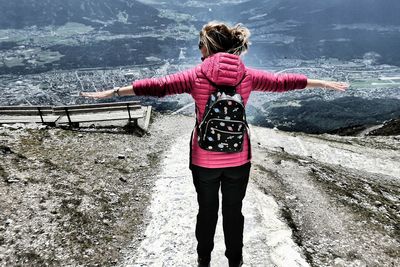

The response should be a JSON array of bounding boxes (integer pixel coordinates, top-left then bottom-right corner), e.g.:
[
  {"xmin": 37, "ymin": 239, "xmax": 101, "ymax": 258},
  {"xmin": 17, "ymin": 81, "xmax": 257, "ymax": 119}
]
[
  {"xmin": 0, "ymin": 101, "xmax": 152, "ymax": 132},
  {"xmin": 0, "ymin": 106, "xmax": 59, "ymax": 125}
]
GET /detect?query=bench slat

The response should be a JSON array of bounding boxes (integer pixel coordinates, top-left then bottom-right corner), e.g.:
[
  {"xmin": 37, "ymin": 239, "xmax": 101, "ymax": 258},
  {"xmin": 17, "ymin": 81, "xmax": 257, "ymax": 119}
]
[
  {"xmin": 0, "ymin": 110, "xmax": 54, "ymax": 115},
  {"xmin": 53, "ymin": 105, "xmax": 141, "ymax": 115},
  {"xmin": 0, "ymin": 115, "xmax": 60, "ymax": 124},
  {"xmin": 53, "ymin": 101, "xmax": 140, "ymax": 111},
  {"xmin": 0, "ymin": 106, "xmax": 52, "ymax": 110},
  {"xmin": 56, "ymin": 110, "xmax": 145, "ymax": 124}
]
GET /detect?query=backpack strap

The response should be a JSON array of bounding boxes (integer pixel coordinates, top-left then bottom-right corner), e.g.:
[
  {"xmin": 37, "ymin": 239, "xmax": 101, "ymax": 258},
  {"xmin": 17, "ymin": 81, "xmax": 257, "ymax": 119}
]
[
  {"xmin": 189, "ymin": 126, "xmax": 194, "ymax": 169},
  {"xmin": 246, "ymin": 124, "xmax": 251, "ymax": 160},
  {"xmin": 190, "ymin": 104, "xmax": 200, "ymax": 169}
]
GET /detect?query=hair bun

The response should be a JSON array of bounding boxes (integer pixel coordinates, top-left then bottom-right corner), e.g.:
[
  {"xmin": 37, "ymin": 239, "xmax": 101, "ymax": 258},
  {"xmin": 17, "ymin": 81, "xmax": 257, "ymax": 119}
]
[
  {"xmin": 200, "ymin": 21, "xmax": 251, "ymax": 56},
  {"xmin": 231, "ymin": 24, "xmax": 250, "ymax": 43},
  {"xmin": 229, "ymin": 23, "xmax": 251, "ymax": 54}
]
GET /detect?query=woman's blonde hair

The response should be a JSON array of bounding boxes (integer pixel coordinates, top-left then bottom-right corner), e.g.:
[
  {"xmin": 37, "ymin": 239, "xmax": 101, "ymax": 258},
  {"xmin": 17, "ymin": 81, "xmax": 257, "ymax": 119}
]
[{"xmin": 199, "ymin": 21, "xmax": 251, "ymax": 57}]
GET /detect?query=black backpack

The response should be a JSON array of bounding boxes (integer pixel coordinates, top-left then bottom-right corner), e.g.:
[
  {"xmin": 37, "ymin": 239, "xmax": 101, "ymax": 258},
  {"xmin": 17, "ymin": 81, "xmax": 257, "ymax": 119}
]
[{"xmin": 195, "ymin": 79, "xmax": 249, "ymax": 153}]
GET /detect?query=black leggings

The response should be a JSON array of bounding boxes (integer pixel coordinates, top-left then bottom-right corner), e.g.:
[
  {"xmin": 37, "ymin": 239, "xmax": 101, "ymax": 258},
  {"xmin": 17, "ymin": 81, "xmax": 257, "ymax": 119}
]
[{"xmin": 191, "ymin": 162, "xmax": 251, "ymax": 264}]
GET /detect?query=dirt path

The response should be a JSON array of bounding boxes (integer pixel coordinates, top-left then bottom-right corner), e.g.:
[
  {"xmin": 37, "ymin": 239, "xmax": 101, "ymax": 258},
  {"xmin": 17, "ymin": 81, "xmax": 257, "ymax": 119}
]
[{"xmin": 122, "ymin": 132, "xmax": 309, "ymax": 267}]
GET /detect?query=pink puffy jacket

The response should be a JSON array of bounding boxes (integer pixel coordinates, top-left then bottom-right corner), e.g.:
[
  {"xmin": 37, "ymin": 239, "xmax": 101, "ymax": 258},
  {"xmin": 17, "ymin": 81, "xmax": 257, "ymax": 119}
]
[{"xmin": 132, "ymin": 52, "xmax": 308, "ymax": 169}]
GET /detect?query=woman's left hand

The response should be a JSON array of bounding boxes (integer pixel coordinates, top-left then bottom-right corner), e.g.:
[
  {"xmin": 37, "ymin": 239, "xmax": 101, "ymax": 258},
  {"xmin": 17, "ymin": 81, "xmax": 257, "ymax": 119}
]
[
  {"xmin": 306, "ymin": 79, "xmax": 349, "ymax": 92},
  {"xmin": 322, "ymin": 81, "xmax": 349, "ymax": 92}
]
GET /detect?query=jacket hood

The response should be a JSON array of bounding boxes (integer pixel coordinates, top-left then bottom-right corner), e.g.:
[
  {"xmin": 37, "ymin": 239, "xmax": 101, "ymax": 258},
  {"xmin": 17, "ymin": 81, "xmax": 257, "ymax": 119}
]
[{"xmin": 200, "ymin": 52, "xmax": 246, "ymax": 86}]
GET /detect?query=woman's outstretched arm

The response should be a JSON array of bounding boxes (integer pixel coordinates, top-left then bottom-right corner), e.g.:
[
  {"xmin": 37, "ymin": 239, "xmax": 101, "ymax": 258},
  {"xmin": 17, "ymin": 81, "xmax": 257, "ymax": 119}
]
[
  {"xmin": 80, "ymin": 68, "xmax": 196, "ymax": 99},
  {"xmin": 80, "ymin": 85, "xmax": 135, "ymax": 99},
  {"xmin": 247, "ymin": 67, "xmax": 349, "ymax": 93}
]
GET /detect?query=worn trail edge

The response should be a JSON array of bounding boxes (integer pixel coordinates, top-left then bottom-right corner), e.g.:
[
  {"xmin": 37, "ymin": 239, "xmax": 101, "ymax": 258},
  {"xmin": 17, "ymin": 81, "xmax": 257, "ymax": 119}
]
[{"xmin": 123, "ymin": 132, "xmax": 309, "ymax": 267}]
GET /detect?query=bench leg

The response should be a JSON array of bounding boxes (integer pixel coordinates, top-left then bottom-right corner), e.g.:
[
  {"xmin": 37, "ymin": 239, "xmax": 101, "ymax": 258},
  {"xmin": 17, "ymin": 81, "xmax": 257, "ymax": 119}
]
[
  {"xmin": 44, "ymin": 122, "xmax": 56, "ymax": 127},
  {"xmin": 129, "ymin": 119, "xmax": 138, "ymax": 128},
  {"xmin": 65, "ymin": 122, "xmax": 80, "ymax": 128},
  {"xmin": 124, "ymin": 119, "xmax": 145, "ymax": 135}
]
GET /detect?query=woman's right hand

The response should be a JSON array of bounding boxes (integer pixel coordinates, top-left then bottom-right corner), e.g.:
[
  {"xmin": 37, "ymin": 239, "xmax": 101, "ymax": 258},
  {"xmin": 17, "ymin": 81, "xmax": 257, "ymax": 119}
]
[
  {"xmin": 80, "ymin": 90, "xmax": 114, "ymax": 99},
  {"xmin": 80, "ymin": 85, "xmax": 135, "ymax": 99}
]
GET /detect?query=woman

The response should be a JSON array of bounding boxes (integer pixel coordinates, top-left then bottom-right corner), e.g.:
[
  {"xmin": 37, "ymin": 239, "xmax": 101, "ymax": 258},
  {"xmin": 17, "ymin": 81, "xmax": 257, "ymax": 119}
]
[{"xmin": 81, "ymin": 21, "xmax": 348, "ymax": 267}]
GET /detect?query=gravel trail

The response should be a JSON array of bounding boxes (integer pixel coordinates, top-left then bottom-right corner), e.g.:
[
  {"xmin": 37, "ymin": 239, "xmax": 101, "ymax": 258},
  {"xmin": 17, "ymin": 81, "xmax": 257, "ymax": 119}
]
[{"xmin": 123, "ymin": 131, "xmax": 309, "ymax": 267}]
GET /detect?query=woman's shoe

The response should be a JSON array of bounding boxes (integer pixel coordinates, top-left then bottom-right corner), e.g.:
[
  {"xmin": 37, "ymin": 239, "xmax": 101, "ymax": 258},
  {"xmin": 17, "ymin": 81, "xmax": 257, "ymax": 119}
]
[
  {"xmin": 228, "ymin": 257, "xmax": 243, "ymax": 267},
  {"xmin": 197, "ymin": 257, "xmax": 210, "ymax": 267}
]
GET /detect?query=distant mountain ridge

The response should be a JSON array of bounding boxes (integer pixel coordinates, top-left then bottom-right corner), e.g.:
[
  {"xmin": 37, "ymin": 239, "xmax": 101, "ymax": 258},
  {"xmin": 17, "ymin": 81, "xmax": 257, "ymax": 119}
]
[
  {"xmin": 1, "ymin": 0, "xmax": 400, "ymax": 71},
  {"xmin": 231, "ymin": 0, "xmax": 400, "ymax": 66},
  {"xmin": 265, "ymin": 0, "xmax": 400, "ymax": 25},
  {"xmin": 0, "ymin": 0, "xmax": 166, "ymax": 32}
]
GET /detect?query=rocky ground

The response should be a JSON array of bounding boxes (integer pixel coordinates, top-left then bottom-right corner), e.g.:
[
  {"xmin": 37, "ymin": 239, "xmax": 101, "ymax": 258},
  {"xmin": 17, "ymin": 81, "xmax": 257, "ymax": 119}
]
[
  {"xmin": 0, "ymin": 112, "xmax": 188, "ymax": 266},
  {"xmin": 250, "ymin": 127, "xmax": 400, "ymax": 267},
  {"xmin": 1, "ymin": 112, "xmax": 399, "ymax": 267}
]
